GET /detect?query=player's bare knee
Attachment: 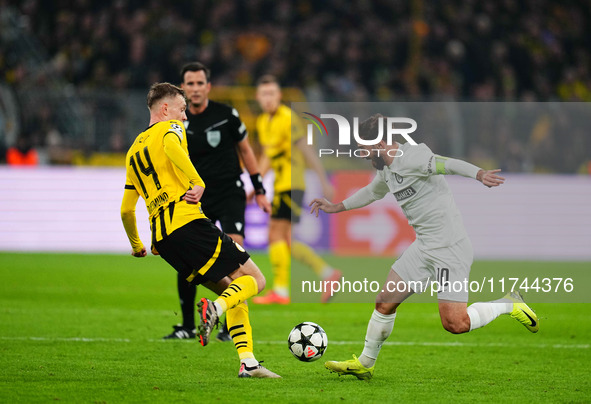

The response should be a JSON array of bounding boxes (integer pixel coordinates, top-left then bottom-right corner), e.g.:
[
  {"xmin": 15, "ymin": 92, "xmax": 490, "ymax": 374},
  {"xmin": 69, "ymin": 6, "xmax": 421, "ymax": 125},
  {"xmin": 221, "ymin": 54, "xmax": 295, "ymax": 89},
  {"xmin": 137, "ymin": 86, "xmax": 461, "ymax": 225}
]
[
  {"xmin": 255, "ymin": 273, "xmax": 266, "ymax": 293},
  {"xmin": 375, "ymin": 301, "xmax": 397, "ymax": 315},
  {"xmin": 268, "ymin": 225, "xmax": 283, "ymax": 243},
  {"xmin": 240, "ymin": 258, "xmax": 266, "ymax": 292},
  {"xmin": 375, "ymin": 289, "xmax": 403, "ymax": 313},
  {"xmin": 269, "ymin": 219, "xmax": 290, "ymax": 243}
]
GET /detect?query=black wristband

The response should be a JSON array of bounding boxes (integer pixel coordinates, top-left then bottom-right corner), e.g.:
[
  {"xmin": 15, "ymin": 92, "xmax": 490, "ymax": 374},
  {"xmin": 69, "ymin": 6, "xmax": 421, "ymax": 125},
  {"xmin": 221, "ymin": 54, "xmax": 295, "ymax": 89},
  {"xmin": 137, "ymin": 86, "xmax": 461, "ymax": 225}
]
[{"xmin": 250, "ymin": 173, "xmax": 266, "ymax": 195}]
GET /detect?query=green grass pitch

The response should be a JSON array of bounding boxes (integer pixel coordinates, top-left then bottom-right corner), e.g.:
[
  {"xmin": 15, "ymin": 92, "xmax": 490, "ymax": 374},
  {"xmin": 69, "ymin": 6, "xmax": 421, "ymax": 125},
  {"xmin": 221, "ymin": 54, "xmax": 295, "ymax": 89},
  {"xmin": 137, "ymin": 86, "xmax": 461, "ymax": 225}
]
[{"xmin": 0, "ymin": 252, "xmax": 589, "ymax": 403}]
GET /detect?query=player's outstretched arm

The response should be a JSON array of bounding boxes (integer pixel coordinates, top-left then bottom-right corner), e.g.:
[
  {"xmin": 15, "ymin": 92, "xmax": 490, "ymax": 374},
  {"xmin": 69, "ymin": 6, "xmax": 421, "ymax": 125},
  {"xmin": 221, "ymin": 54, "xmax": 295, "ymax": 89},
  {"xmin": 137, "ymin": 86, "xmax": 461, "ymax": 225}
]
[
  {"xmin": 309, "ymin": 198, "xmax": 345, "ymax": 217},
  {"xmin": 311, "ymin": 178, "xmax": 386, "ymax": 218},
  {"xmin": 476, "ymin": 169, "xmax": 505, "ymax": 188},
  {"xmin": 433, "ymin": 155, "xmax": 505, "ymax": 188}
]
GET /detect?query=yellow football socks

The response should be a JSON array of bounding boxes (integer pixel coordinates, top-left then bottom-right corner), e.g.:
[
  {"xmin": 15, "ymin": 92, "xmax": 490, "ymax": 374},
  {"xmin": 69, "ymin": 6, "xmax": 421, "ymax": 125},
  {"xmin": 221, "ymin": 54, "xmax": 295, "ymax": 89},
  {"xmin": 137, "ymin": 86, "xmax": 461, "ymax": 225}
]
[
  {"xmin": 215, "ymin": 275, "xmax": 258, "ymax": 313},
  {"xmin": 226, "ymin": 302, "xmax": 254, "ymax": 360},
  {"xmin": 269, "ymin": 240, "xmax": 290, "ymax": 294}
]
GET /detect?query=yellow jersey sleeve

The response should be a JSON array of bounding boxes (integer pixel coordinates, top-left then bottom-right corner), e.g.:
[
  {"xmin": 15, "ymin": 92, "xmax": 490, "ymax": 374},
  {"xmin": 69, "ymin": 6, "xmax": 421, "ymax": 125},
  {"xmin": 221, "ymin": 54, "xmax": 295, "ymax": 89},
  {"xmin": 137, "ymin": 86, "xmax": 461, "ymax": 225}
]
[
  {"xmin": 122, "ymin": 120, "xmax": 207, "ymax": 246},
  {"xmin": 163, "ymin": 132, "xmax": 205, "ymax": 188},
  {"xmin": 120, "ymin": 186, "xmax": 143, "ymax": 252}
]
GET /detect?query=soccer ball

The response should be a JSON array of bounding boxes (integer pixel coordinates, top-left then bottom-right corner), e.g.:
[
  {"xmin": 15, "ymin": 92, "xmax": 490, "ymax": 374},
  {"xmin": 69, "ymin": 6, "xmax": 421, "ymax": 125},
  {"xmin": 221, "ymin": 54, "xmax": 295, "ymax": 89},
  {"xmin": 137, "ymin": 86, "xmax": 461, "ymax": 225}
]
[{"xmin": 287, "ymin": 322, "xmax": 328, "ymax": 362}]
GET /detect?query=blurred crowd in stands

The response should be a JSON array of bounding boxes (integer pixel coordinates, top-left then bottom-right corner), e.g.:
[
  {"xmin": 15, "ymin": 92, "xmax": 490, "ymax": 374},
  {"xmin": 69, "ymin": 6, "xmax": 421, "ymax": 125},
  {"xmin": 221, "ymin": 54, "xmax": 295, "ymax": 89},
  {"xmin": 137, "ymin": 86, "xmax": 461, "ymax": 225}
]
[{"xmin": 1, "ymin": 0, "xmax": 590, "ymax": 172}]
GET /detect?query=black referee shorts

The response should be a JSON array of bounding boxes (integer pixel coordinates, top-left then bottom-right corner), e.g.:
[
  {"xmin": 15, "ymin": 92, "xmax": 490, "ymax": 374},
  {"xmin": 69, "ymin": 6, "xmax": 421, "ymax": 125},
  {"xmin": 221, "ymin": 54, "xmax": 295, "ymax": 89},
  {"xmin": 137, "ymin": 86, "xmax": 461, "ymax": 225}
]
[
  {"xmin": 200, "ymin": 179, "xmax": 246, "ymax": 237},
  {"xmin": 271, "ymin": 190, "xmax": 304, "ymax": 224},
  {"xmin": 154, "ymin": 219, "xmax": 250, "ymax": 285}
]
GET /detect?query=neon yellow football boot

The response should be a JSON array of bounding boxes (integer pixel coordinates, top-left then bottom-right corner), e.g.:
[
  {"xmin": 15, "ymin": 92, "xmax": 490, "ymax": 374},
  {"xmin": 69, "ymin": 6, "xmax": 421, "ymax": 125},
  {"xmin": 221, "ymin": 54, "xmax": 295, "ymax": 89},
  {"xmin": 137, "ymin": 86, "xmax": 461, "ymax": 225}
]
[
  {"xmin": 325, "ymin": 355, "xmax": 375, "ymax": 380},
  {"xmin": 505, "ymin": 290, "xmax": 539, "ymax": 333}
]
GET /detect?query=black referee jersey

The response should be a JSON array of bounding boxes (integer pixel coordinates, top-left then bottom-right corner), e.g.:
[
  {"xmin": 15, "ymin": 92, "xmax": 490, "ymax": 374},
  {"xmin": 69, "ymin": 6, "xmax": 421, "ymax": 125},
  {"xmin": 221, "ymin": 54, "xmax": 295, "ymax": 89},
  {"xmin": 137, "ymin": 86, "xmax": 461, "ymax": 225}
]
[{"xmin": 184, "ymin": 100, "xmax": 247, "ymax": 188}]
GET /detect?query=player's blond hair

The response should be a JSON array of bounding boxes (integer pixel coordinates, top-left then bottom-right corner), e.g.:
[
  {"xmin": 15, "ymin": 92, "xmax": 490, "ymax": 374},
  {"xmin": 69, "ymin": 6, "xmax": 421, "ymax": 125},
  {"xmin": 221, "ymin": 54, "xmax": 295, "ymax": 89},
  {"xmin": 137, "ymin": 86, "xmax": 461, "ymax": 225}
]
[{"xmin": 147, "ymin": 82, "xmax": 185, "ymax": 109}]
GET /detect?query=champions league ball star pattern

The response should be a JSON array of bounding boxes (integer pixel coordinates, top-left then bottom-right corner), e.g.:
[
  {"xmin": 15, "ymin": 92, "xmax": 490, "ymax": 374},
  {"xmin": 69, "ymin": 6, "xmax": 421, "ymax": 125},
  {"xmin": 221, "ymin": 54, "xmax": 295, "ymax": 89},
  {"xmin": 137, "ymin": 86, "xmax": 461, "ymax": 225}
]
[{"xmin": 288, "ymin": 322, "xmax": 328, "ymax": 362}]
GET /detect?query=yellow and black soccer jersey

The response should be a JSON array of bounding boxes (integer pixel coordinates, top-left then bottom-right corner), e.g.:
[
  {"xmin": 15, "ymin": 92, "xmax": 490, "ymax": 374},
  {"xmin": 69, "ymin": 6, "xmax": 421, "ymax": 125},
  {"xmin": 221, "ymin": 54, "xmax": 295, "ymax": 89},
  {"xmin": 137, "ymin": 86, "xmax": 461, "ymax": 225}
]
[
  {"xmin": 122, "ymin": 119, "xmax": 206, "ymax": 248},
  {"xmin": 256, "ymin": 104, "xmax": 306, "ymax": 193}
]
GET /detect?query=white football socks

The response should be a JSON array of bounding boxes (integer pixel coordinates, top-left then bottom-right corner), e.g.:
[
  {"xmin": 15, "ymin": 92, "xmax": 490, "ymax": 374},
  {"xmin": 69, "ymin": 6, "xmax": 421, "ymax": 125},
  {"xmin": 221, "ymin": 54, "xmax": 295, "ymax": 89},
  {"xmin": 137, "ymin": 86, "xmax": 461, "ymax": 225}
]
[
  {"xmin": 241, "ymin": 357, "xmax": 259, "ymax": 367},
  {"xmin": 274, "ymin": 287, "xmax": 289, "ymax": 297},
  {"xmin": 213, "ymin": 301, "xmax": 224, "ymax": 317},
  {"xmin": 320, "ymin": 266, "xmax": 334, "ymax": 280},
  {"xmin": 356, "ymin": 298, "xmax": 512, "ymax": 369},
  {"xmin": 358, "ymin": 310, "xmax": 396, "ymax": 368},
  {"xmin": 467, "ymin": 298, "xmax": 512, "ymax": 331}
]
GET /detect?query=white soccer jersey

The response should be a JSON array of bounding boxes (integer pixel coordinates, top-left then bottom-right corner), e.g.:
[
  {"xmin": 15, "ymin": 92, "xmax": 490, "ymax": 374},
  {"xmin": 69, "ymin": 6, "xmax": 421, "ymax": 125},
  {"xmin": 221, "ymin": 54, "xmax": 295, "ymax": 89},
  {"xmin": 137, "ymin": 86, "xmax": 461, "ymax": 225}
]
[{"xmin": 343, "ymin": 142, "xmax": 480, "ymax": 250}]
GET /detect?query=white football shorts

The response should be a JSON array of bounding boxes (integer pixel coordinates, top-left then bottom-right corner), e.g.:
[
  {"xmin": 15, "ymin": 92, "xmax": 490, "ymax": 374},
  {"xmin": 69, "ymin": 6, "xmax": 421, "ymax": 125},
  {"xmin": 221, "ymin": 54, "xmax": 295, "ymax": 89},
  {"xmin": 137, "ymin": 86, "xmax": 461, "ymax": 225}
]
[{"xmin": 392, "ymin": 237, "xmax": 473, "ymax": 302}]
